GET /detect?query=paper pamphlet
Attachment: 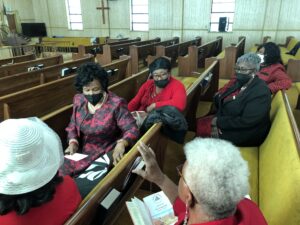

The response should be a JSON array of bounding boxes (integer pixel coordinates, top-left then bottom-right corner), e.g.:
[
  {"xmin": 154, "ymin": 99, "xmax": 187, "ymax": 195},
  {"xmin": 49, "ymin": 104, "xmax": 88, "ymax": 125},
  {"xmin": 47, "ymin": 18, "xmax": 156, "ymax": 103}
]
[
  {"xmin": 64, "ymin": 153, "xmax": 88, "ymax": 161},
  {"xmin": 126, "ymin": 191, "xmax": 177, "ymax": 225}
]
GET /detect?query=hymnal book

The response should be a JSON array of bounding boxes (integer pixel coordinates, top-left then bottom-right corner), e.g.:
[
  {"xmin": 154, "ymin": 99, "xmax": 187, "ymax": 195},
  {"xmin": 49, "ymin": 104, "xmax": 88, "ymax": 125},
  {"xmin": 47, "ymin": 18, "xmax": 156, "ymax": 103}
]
[{"xmin": 126, "ymin": 191, "xmax": 178, "ymax": 225}]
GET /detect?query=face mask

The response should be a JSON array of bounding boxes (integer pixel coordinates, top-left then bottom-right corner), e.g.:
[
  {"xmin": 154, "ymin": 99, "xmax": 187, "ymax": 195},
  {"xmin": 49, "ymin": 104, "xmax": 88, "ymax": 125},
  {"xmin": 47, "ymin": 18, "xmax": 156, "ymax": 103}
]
[
  {"xmin": 84, "ymin": 92, "xmax": 103, "ymax": 105},
  {"xmin": 236, "ymin": 73, "xmax": 252, "ymax": 85},
  {"xmin": 257, "ymin": 54, "xmax": 264, "ymax": 64},
  {"xmin": 154, "ymin": 78, "xmax": 169, "ymax": 88}
]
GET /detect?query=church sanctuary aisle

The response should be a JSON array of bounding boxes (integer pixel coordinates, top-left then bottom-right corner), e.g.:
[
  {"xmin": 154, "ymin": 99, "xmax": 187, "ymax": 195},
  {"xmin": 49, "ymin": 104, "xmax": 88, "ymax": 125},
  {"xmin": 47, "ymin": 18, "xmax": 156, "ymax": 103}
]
[{"xmin": 0, "ymin": 1, "xmax": 299, "ymax": 225}]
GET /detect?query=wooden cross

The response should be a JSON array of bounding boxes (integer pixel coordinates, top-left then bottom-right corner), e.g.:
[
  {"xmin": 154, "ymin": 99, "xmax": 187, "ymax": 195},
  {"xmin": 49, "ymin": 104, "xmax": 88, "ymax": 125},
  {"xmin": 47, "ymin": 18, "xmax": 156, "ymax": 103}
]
[{"xmin": 96, "ymin": 0, "xmax": 110, "ymax": 24}]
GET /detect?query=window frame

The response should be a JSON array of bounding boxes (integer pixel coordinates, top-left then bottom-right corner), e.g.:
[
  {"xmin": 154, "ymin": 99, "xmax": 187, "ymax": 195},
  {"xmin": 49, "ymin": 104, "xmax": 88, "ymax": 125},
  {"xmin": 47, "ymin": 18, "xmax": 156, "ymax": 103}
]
[
  {"xmin": 209, "ymin": 0, "xmax": 235, "ymax": 33},
  {"xmin": 65, "ymin": 0, "xmax": 83, "ymax": 31},
  {"xmin": 130, "ymin": 0, "xmax": 149, "ymax": 32}
]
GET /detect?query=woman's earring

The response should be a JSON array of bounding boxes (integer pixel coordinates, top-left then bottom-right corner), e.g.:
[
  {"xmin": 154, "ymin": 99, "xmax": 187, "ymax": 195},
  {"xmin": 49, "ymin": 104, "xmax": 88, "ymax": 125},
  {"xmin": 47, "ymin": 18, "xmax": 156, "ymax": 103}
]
[{"xmin": 183, "ymin": 201, "xmax": 189, "ymax": 225}]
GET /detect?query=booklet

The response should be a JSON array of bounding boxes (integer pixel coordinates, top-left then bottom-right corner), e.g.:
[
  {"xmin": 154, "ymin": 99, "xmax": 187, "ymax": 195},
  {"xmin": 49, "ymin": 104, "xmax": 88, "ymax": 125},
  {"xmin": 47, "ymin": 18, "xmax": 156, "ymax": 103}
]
[{"xmin": 126, "ymin": 191, "xmax": 178, "ymax": 225}]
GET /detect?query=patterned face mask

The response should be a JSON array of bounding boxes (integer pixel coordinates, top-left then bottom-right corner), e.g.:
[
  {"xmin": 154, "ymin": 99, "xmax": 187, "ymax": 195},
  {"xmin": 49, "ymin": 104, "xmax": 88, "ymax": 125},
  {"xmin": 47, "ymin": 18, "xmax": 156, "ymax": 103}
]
[{"xmin": 257, "ymin": 54, "xmax": 264, "ymax": 64}]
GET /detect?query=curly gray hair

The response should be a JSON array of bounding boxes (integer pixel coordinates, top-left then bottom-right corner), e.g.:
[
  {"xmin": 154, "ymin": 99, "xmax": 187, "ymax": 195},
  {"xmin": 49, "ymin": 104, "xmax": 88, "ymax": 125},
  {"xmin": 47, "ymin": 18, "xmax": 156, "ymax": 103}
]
[
  {"xmin": 236, "ymin": 52, "xmax": 261, "ymax": 71},
  {"xmin": 184, "ymin": 138, "xmax": 249, "ymax": 220}
]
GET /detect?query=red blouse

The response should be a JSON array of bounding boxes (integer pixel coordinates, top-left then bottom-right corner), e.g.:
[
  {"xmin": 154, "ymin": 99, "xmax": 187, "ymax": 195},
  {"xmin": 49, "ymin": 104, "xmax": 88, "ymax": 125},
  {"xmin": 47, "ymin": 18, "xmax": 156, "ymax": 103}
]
[
  {"xmin": 173, "ymin": 197, "xmax": 267, "ymax": 225},
  {"xmin": 128, "ymin": 77, "xmax": 187, "ymax": 112},
  {"xmin": 0, "ymin": 176, "xmax": 81, "ymax": 225}
]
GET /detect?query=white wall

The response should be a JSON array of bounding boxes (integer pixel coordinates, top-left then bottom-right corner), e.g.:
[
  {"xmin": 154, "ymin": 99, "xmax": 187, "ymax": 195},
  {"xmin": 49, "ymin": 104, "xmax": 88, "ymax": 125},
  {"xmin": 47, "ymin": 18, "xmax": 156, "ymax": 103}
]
[{"xmin": 4, "ymin": 0, "xmax": 300, "ymax": 51}]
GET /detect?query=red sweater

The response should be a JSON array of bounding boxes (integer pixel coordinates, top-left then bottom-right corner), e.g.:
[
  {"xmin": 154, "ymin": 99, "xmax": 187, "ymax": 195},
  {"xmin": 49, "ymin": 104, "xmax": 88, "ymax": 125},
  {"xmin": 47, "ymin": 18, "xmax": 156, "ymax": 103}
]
[
  {"xmin": 128, "ymin": 77, "xmax": 187, "ymax": 112},
  {"xmin": 173, "ymin": 197, "xmax": 267, "ymax": 225},
  {"xmin": 0, "ymin": 176, "xmax": 81, "ymax": 225},
  {"xmin": 257, "ymin": 63, "xmax": 292, "ymax": 94}
]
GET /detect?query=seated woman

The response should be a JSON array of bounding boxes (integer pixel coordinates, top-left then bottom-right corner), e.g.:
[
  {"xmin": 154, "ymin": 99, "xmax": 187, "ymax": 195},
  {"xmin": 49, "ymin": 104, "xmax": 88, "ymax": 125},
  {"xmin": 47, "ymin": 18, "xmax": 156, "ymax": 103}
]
[
  {"xmin": 257, "ymin": 42, "xmax": 292, "ymax": 94},
  {"xmin": 196, "ymin": 53, "xmax": 271, "ymax": 147},
  {"xmin": 0, "ymin": 118, "xmax": 81, "ymax": 225},
  {"xmin": 133, "ymin": 138, "xmax": 267, "ymax": 225},
  {"xmin": 128, "ymin": 57, "xmax": 187, "ymax": 113},
  {"xmin": 63, "ymin": 62, "xmax": 139, "ymax": 175}
]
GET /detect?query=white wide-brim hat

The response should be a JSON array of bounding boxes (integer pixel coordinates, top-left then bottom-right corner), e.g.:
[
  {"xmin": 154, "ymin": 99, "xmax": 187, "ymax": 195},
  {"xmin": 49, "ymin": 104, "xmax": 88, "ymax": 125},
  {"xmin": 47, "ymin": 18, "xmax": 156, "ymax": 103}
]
[{"xmin": 0, "ymin": 117, "xmax": 64, "ymax": 195}]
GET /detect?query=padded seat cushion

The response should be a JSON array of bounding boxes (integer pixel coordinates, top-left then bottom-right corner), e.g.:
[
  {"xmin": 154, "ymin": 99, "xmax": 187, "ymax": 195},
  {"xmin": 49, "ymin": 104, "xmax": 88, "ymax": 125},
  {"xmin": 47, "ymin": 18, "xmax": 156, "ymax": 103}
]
[
  {"xmin": 239, "ymin": 147, "xmax": 259, "ymax": 204},
  {"xmin": 175, "ymin": 76, "xmax": 197, "ymax": 90}
]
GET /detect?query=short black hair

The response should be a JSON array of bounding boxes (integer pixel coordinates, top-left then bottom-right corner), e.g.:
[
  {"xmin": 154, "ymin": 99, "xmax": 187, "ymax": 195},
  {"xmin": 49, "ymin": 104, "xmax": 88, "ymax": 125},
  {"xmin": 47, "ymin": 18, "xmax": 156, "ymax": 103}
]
[
  {"xmin": 0, "ymin": 173, "xmax": 63, "ymax": 215},
  {"xmin": 75, "ymin": 62, "xmax": 109, "ymax": 92},
  {"xmin": 149, "ymin": 57, "xmax": 171, "ymax": 74},
  {"xmin": 260, "ymin": 42, "xmax": 282, "ymax": 65}
]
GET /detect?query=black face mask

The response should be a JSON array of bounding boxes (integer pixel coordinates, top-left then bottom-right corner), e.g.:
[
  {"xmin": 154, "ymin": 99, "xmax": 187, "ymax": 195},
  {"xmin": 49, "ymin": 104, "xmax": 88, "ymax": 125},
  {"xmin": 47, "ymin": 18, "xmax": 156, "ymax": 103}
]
[
  {"xmin": 236, "ymin": 73, "xmax": 252, "ymax": 85},
  {"xmin": 84, "ymin": 93, "xmax": 103, "ymax": 105},
  {"xmin": 154, "ymin": 78, "xmax": 169, "ymax": 88}
]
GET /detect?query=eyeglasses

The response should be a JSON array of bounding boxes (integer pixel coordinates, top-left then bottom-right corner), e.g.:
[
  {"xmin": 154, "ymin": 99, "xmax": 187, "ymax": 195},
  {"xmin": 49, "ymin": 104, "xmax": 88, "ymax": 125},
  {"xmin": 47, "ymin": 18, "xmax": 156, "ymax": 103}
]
[
  {"xmin": 234, "ymin": 66, "xmax": 255, "ymax": 74},
  {"xmin": 176, "ymin": 164, "xmax": 187, "ymax": 184},
  {"xmin": 152, "ymin": 72, "xmax": 169, "ymax": 80}
]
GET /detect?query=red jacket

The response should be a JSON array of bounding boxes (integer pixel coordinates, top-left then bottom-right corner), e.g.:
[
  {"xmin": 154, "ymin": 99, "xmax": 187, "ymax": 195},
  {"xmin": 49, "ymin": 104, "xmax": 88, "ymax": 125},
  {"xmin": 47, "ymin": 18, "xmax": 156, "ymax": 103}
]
[
  {"xmin": 257, "ymin": 63, "xmax": 292, "ymax": 94},
  {"xmin": 0, "ymin": 176, "xmax": 81, "ymax": 225},
  {"xmin": 173, "ymin": 197, "xmax": 267, "ymax": 225},
  {"xmin": 128, "ymin": 76, "xmax": 187, "ymax": 112}
]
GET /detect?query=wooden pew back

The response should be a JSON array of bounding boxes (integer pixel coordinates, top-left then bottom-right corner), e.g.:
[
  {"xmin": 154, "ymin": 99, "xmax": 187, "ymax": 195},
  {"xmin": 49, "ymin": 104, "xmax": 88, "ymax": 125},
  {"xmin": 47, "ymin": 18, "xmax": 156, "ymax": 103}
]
[
  {"xmin": 0, "ymin": 54, "xmax": 36, "ymax": 66},
  {"xmin": 96, "ymin": 38, "xmax": 161, "ymax": 65},
  {"xmin": 0, "ymin": 54, "xmax": 63, "ymax": 78},
  {"xmin": 130, "ymin": 37, "xmax": 180, "ymax": 73},
  {"xmin": 0, "ymin": 58, "xmax": 132, "ymax": 121},
  {"xmin": 0, "ymin": 55, "xmax": 94, "ymax": 96},
  {"xmin": 146, "ymin": 37, "xmax": 202, "ymax": 68},
  {"xmin": 177, "ymin": 37, "xmax": 223, "ymax": 76},
  {"xmin": 218, "ymin": 36, "xmax": 246, "ymax": 79}
]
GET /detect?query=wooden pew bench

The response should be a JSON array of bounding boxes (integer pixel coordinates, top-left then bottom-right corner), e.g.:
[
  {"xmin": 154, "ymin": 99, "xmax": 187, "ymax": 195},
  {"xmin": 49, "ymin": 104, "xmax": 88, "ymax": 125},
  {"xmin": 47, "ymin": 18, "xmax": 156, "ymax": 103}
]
[
  {"xmin": 0, "ymin": 57, "xmax": 132, "ymax": 120},
  {"xmin": 146, "ymin": 37, "xmax": 203, "ymax": 68},
  {"xmin": 214, "ymin": 36, "xmax": 246, "ymax": 79},
  {"xmin": 238, "ymin": 91, "xmax": 300, "ymax": 225},
  {"xmin": 0, "ymin": 54, "xmax": 63, "ymax": 78},
  {"xmin": 0, "ymin": 55, "xmax": 94, "ymax": 96},
  {"xmin": 0, "ymin": 53, "xmax": 36, "ymax": 66}
]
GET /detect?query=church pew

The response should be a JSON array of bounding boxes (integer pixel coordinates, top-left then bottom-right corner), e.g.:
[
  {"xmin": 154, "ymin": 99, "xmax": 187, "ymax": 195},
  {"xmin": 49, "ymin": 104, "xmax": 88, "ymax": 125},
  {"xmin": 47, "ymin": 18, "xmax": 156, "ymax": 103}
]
[
  {"xmin": 95, "ymin": 37, "xmax": 161, "ymax": 65},
  {"xmin": 0, "ymin": 54, "xmax": 63, "ymax": 78},
  {"xmin": 177, "ymin": 37, "xmax": 223, "ymax": 77},
  {"xmin": 129, "ymin": 37, "xmax": 180, "ymax": 73},
  {"xmin": 218, "ymin": 36, "xmax": 245, "ymax": 79},
  {"xmin": 146, "ymin": 37, "xmax": 202, "ymax": 67},
  {"xmin": 0, "ymin": 53, "xmax": 36, "ymax": 66},
  {"xmin": 238, "ymin": 91, "xmax": 300, "ymax": 225},
  {"xmin": 72, "ymin": 37, "xmax": 141, "ymax": 60},
  {"xmin": 0, "ymin": 55, "xmax": 94, "ymax": 96},
  {"xmin": 0, "ymin": 57, "xmax": 132, "ymax": 120},
  {"xmin": 62, "ymin": 61, "xmax": 220, "ymax": 225}
]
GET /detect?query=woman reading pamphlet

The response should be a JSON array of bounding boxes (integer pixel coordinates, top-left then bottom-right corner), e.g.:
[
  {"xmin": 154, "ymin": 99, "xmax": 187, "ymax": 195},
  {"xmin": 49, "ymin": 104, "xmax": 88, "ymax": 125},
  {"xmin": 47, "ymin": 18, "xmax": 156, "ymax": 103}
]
[{"xmin": 132, "ymin": 139, "xmax": 267, "ymax": 225}]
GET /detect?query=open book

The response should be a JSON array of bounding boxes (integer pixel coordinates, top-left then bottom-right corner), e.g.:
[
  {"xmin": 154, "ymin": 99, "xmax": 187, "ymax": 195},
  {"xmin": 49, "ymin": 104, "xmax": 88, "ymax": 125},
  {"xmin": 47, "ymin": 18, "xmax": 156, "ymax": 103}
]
[{"xmin": 126, "ymin": 191, "xmax": 178, "ymax": 225}]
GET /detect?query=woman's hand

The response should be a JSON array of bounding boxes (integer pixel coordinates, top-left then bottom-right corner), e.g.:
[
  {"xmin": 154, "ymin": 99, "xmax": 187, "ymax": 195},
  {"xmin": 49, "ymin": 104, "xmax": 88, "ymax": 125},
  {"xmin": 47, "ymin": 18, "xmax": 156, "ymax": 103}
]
[
  {"xmin": 112, "ymin": 141, "xmax": 126, "ymax": 165},
  {"xmin": 146, "ymin": 103, "xmax": 156, "ymax": 113},
  {"xmin": 65, "ymin": 142, "xmax": 78, "ymax": 155},
  {"xmin": 132, "ymin": 141, "xmax": 165, "ymax": 186}
]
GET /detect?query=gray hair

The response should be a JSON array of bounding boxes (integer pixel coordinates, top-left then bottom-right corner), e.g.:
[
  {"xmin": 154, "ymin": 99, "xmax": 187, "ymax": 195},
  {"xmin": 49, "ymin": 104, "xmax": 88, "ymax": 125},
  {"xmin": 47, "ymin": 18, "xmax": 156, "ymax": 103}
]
[
  {"xmin": 184, "ymin": 138, "xmax": 249, "ymax": 220},
  {"xmin": 236, "ymin": 52, "xmax": 261, "ymax": 71}
]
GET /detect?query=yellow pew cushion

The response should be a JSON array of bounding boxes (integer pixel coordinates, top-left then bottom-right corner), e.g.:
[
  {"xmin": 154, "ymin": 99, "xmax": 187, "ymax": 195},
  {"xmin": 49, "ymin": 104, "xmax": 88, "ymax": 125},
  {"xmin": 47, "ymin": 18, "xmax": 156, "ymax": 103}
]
[
  {"xmin": 287, "ymin": 38, "xmax": 299, "ymax": 51},
  {"xmin": 217, "ymin": 50, "xmax": 225, "ymax": 59},
  {"xmin": 259, "ymin": 105, "xmax": 300, "ymax": 225},
  {"xmin": 239, "ymin": 147, "xmax": 259, "ymax": 204},
  {"xmin": 175, "ymin": 76, "xmax": 197, "ymax": 90}
]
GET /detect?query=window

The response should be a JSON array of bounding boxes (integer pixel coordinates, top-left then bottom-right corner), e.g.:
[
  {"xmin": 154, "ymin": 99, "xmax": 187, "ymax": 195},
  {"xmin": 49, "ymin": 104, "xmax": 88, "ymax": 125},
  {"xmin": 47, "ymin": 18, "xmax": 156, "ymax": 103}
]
[
  {"xmin": 65, "ymin": 0, "xmax": 83, "ymax": 30},
  {"xmin": 131, "ymin": 0, "xmax": 148, "ymax": 31},
  {"xmin": 210, "ymin": 0, "xmax": 235, "ymax": 32}
]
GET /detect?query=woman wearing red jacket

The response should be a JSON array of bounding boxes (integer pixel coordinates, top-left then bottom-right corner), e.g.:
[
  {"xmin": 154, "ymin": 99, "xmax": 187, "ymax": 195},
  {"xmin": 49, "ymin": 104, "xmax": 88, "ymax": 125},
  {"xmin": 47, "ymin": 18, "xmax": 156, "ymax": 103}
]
[
  {"xmin": 128, "ymin": 57, "xmax": 187, "ymax": 113},
  {"xmin": 257, "ymin": 42, "xmax": 292, "ymax": 94}
]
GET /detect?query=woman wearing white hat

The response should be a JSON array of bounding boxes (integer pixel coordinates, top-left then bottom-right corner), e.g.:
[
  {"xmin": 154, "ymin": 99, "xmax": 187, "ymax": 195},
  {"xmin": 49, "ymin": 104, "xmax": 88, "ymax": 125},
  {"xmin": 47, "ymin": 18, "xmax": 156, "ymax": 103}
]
[{"xmin": 0, "ymin": 118, "xmax": 81, "ymax": 225}]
